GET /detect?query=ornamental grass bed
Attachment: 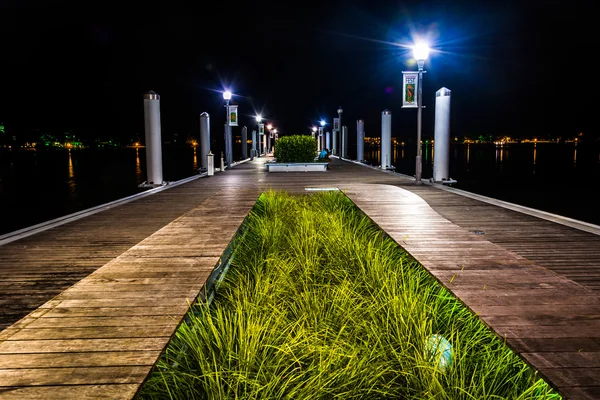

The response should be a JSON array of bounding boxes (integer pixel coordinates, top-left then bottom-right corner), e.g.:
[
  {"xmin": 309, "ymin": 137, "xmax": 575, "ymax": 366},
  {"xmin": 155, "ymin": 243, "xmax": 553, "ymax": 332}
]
[{"xmin": 137, "ymin": 190, "xmax": 560, "ymax": 400}]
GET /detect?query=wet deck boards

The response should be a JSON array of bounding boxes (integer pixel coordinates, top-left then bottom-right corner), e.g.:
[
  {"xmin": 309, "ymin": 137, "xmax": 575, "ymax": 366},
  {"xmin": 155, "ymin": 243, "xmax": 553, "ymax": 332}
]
[{"xmin": 1, "ymin": 157, "xmax": 600, "ymax": 399}]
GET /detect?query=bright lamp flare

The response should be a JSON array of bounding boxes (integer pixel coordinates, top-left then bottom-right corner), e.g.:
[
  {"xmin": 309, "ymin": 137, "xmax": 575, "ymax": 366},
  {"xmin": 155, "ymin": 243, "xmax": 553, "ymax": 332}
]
[
  {"xmin": 267, "ymin": 124, "xmax": 273, "ymax": 130},
  {"xmin": 312, "ymin": 126, "xmax": 317, "ymax": 132},
  {"xmin": 223, "ymin": 90, "xmax": 232, "ymax": 100},
  {"xmin": 256, "ymin": 115, "xmax": 262, "ymax": 122},
  {"xmin": 320, "ymin": 120, "xmax": 325, "ymax": 126},
  {"xmin": 412, "ymin": 43, "xmax": 430, "ymax": 61}
]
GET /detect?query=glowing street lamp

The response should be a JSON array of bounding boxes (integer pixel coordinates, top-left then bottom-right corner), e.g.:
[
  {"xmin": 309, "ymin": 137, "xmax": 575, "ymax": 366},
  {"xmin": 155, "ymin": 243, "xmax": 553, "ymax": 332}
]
[
  {"xmin": 223, "ymin": 90, "xmax": 233, "ymax": 168},
  {"xmin": 319, "ymin": 120, "xmax": 326, "ymax": 151},
  {"xmin": 412, "ymin": 42, "xmax": 429, "ymax": 184},
  {"xmin": 254, "ymin": 115, "xmax": 262, "ymax": 157}
]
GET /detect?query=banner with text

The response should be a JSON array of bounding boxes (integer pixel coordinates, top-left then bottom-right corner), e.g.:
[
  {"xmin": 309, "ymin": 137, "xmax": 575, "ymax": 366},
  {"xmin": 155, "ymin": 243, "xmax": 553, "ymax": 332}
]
[
  {"xmin": 228, "ymin": 105, "xmax": 239, "ymax": 126},
  {"xmin": 333, "ymin": 118, "xmax": 340, "ymax": 131},
  {"xmin": 259, "ymin": 123, "xmax": 265, "ymax": 135},
  {"xmin": 402, "ymin": 72, "xmax": 419, "ymax": 108}
]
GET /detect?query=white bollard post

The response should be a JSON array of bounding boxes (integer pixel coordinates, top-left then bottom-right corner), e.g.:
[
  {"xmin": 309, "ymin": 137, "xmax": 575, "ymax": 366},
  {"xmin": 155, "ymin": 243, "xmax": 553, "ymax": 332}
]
[
  {"xmin": 199, "ymin": 112, "xmax": 210, "ymax": 172},
  {"xmin": 357, "ymin": 119, "xmax": 365, "ymax": 162},
  {"xmin": 381, "ymin": 110, "xmax": 392, "ymax": 170},
  {"xmin": 207, "ymin": 151, "xmax": 214, "ymax": 176},
  {"xmin": 220, "ymin": 151, "xmax": 225, "ymax": 171},
  {"xmin": 142, "ymin": 90, "xmax": 164, "ymax": 186},
  {"xmin": 433, "ymin": 87, "xmax": 452, "ymax": 182},
  {"xmin": 326, "ymin": 131, "xmax": 330, "ymax": 152},
  {"xmin": 241, "ymin": 126, "xmax": 248, "ymax": 159}
]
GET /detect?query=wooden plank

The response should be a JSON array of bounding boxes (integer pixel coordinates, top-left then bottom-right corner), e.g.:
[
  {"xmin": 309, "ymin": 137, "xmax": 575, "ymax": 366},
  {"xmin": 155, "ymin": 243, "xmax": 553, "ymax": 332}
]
[
  {"xmin": 0, "ymin": 384, "xmax": 140, "ymax": 400},
  {"xmin": 0, "ymin": 351, "xmax": 162, "ymax": 368},
  {"xmin": 0, "ymin": 366, "xmax": 150, "ymax": 385}
]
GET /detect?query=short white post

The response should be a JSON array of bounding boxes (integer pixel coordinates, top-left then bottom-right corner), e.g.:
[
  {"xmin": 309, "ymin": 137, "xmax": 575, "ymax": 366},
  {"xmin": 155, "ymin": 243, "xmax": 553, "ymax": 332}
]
[
  {"xmin": 199, "ymin": 112, "xmax": 210, "ymax": 172},
  {"xmin": 207, "ymin": 151, "xmax": 214, "ymax": 176},
  {"xmin": 381, "ymin": 110, "xmax": 392, "ymax": 170},
  {"xmin": 220, "ymin": 151, "xmax": 225, "ymax": 171},
  {"xmin": 143, "ymin": 91, "xmax": 164, "ymax": 186},
  {"xmin": 433, "ymin": 87, "xmax": 452, "ymax": 182}
]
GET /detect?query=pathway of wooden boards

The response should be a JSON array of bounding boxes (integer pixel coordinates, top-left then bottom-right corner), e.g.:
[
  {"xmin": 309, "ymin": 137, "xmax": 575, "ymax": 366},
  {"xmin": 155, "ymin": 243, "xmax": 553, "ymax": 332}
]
[{"xmin": 1, "ymin": 157, "xmax": 600, "ymax": 399}]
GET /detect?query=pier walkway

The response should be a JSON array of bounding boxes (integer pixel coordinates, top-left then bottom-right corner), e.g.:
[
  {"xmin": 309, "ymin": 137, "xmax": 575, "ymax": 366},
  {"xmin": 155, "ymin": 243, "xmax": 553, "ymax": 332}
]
[{"xmin": 1, "ymin": 156, "xmax": 600, "ymax": 399}]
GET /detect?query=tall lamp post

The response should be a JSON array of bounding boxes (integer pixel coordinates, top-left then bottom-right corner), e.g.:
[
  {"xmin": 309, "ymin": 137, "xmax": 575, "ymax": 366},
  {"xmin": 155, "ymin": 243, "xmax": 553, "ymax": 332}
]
[
  {"xmin": 266, "ymin": 123, "xmax": 273, "ymax": 155},
  {"xmin": 337, "ymin": 106, "xmax": 343, "ymax": 156},
  {"xmin": 255, "ymin": 115, "xmax": 262, "ymax": 158},
  {"xmin": 223, "ymin": 90, "xmax": 232, "ymax": 169},
  {"xmin": 319, "ymin": 120, "xmax": 326, "ymax": 152},
  {"xmin": 413, "ymin": 43, "xmax": 429, "ymax": 184}
]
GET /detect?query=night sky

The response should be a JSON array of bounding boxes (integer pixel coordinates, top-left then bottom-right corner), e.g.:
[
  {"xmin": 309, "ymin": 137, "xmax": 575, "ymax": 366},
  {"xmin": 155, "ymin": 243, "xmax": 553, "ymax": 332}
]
[{"xmin": 0, "ymin": 0, "xmax": 597, "ymax": 145}]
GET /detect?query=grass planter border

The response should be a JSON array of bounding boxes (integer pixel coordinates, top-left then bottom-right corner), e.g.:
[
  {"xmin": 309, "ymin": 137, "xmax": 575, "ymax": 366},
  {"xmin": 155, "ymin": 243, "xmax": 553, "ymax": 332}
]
[{"xmin": 266, "ymin": 162, "xmax": 329, "ymax": 172}]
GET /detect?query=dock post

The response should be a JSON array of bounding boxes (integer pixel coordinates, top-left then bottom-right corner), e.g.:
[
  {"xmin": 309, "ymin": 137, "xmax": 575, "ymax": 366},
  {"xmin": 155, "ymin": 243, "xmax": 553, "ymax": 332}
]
[
  {"xmin": 433, "ymin": 87, "xmax": 452, "ymax": 182},
  {"xmin": 381, "ymin": 110, "xmax": 392, "ymax": 170},
  {"xmin": 251, "ymin": 130, "xmax": 257, "ymax": 155},
  {"xmin": 221, "ymin": 151, "xmax": 225, "ymax": 171},
  {"xmin": 357, "ymin": 119, "xmax": 365, "ymax": 162},
  {"xmin": 326, "ymin": 131, "xmax": 330, "ymax": 152},
  {"xmin": 199, "ymin": 112, "xmax": 210, "ymax": 172},
  {"xmin": 141, "ymin": 90, "xmax": 165, "ymax": 187},
  {"xmin": 241, "ymin": 126, "xmax": 248, "ymax": 159}
]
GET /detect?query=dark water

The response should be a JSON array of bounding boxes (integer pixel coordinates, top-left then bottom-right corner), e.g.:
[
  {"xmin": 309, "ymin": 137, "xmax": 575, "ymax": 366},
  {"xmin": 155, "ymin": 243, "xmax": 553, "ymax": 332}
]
[
  {"xmin": 0, "ymin": 146, "xmax": 201, "ymax": 235},
  {"xmin": 1, "ymin": 142, "xmax": 599, "ymax": 236},
  {"xmin": 363, "ymin": 142, "xmax": 600, "ymax": 226}
]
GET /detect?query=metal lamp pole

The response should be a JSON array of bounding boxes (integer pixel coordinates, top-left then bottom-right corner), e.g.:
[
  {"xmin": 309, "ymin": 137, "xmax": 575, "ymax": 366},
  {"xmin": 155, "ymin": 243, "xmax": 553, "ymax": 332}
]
[
  {"xmin": 223, "ymin": 90, "xmax": 232, "ymax": 169},
  {"xmin": 413, "ymin": 43, "xmax": 429, "ymax": 184},
  {"xmin": 337, "ymin": 106, "xmax": 343, "ymax": 156},
  {"xmin": 255, "ymin": 115, "xmax": 262, "ymax": 158}
]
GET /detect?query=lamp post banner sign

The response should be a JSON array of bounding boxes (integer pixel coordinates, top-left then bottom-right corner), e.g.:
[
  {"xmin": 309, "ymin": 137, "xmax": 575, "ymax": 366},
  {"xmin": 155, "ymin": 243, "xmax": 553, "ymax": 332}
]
[
  {"xmin": 228, "ymin": 105, "xmax": 239, "ymax": 126},
  {"xmin": 402, "ymin": 72, "xmax": 419, "ymax": 108},
  {"xmin": 258, "ymin": 123, "xmax": 264, "ymax": 135},
  {"xmin": 333, "ymin": 118, "xmax": 340, "ymax": 131}
]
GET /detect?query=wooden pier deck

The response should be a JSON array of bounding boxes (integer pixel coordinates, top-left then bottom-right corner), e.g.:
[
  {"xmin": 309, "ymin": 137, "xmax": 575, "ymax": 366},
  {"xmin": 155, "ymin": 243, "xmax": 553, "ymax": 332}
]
[{"xmin": 1, "ymin": 157, "xmax": 600, "ymax": 399}]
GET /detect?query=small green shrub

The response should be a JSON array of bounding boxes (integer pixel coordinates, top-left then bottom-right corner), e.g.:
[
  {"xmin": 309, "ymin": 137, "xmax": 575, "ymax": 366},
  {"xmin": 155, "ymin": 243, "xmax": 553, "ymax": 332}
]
[{"xmin": 273, "ymin": 135, "xmax": 317, "ymax": 163}]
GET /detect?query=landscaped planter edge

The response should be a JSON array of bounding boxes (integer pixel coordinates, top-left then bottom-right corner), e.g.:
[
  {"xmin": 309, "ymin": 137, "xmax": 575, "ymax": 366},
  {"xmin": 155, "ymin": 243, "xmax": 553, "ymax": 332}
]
[{"xmin": 266, "ymin": 162, "xmax": 329, "ymax": 172}]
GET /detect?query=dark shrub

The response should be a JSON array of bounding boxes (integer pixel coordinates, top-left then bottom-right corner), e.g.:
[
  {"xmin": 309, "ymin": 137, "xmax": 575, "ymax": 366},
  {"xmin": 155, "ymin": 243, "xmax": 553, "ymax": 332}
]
[{"xmin": 273, "ymin": 135, "xmax": 317, "ymax": 163}]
